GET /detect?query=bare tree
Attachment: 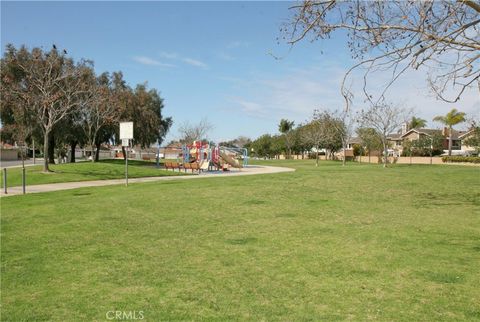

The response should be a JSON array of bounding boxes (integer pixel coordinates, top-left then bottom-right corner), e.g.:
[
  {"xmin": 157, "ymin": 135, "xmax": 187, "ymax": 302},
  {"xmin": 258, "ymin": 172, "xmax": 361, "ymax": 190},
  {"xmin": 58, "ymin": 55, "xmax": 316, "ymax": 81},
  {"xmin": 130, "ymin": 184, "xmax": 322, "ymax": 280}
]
[
  {"xmin": 358, "ymin": 103, "xmax": 412, "ymax": 167},
  {"xmin": 178, "ymin": 118, "xmax": 213, "ymax": 143},
  {"xmin": 1, "ymin": 45, "xmax": 91, "ymax": 172},
  {"xmin": 300, "ymin": 118, "xmax": 324, "ymax": 167},
  {"xmin": 301, "ymin": 110, "xmax": 343, "ymax": 166},
  {"xmin": 284, "ymin": 1, "xmax": 480, "ymax": 104}
]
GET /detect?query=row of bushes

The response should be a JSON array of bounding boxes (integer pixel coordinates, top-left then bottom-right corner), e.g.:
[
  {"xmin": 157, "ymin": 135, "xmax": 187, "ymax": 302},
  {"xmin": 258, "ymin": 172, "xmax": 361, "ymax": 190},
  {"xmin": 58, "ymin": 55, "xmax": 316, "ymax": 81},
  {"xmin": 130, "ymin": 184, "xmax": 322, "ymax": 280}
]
[{"xmin": 442, "ymin": 156, "xmax": 480, "ymax": 163}]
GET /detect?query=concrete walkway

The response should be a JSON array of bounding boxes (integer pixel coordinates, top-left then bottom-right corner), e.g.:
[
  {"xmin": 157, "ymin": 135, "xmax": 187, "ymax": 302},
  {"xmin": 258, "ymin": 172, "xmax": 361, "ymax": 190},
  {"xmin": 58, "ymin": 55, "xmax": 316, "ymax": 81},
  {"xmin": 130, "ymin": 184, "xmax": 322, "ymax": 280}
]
[
  {"xmin": 0, "ymin": 159, "xmax": 45, "ymax": 168},
  {"xmin": 0, "ymin": 165, "xmax": 295, "ymax": 197}
]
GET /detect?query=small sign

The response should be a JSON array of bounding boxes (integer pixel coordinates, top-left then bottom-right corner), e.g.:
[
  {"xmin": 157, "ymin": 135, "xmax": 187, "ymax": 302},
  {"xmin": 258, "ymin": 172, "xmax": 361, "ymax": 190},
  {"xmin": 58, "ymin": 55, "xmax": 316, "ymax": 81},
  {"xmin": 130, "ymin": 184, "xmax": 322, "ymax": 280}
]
[
  {"xmin": 120, "ymin": 122, "xmax": 133, "ymax": 139},
  {"xmin": 122, "ymin": 139, "xmax": 129, "ymax": 147}
]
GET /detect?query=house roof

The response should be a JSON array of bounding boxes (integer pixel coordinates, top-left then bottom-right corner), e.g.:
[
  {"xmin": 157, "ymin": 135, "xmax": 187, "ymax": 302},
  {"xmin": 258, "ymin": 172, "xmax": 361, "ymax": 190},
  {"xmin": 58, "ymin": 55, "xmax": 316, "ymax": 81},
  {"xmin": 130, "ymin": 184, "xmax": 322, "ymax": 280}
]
[
  {"xmin": 166, "ymin": 142, "xmax": 183, "ymax": 148},
  {"xmin": 0, "ymin": 143, "xmax": 17, "ymax": 149},
  {"xmin": 400, "ymin": 128, "xmax": 440, "ymax": 139},
  {"xmin": 347, "ymin": 137, "xmax": 362, "ymax": 144},
  {"xmin": 446, "ymin": 130, "xmax": 466, "ymax": 140},
  {"xmin": 400, "ymin": 128, "xmax": 467, "ymax": 140},
  {"xmin": 458, "ymin": 129, "xmax": 474, "ymax": 139},
  {"xmin": 387, "ymin": 133, "xmax": 402, "ymax": 140}
]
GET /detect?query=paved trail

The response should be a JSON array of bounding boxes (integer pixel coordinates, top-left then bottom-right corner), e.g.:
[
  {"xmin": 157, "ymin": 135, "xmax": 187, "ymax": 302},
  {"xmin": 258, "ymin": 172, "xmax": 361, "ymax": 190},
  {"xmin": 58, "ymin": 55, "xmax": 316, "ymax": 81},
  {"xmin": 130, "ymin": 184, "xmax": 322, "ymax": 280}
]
[{"xmin": 0, "ymin": 165, "xmax": 294, "ymax": 197}]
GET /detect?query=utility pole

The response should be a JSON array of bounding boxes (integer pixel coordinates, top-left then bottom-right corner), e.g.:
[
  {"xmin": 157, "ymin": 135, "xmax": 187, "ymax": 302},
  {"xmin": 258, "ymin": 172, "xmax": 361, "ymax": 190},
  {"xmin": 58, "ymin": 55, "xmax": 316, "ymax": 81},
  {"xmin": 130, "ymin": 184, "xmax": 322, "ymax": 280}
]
[{"xmin": 120, "ymin": 122, "xmax": 134, "ymax": 187}]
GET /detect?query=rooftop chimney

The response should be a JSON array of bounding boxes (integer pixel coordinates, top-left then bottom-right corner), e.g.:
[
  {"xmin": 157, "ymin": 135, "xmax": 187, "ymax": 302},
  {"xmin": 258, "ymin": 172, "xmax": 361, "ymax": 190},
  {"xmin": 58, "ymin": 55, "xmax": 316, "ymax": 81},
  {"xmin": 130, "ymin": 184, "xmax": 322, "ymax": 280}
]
[{"xmin": 401, "ymin": 122, "xmax": 408, "ymax": 135}]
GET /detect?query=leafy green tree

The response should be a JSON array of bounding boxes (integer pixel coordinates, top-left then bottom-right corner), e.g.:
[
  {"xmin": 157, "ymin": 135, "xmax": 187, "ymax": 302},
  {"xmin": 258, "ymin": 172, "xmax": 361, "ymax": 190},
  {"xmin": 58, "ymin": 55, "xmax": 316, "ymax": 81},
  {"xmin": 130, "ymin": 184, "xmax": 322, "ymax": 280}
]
[
  {"xmin": 251, "ymin": 134, "xmax": 273, "ymax": 159},
  {"xmin": 352, "ymin": 144, "xmax": 363, "ymax": 160},
  {"xmin": 356, "ymin": 127, "xmax": 383, "ymax": 163},
  {"xmin": 271, "ymin": 135, "xmax": 286, "ymax": 159},
  {"xmin": 278, "ymin": 119, "xmax": 295, "ymax": 159},
  {"xmin": 114, "ymin": 77, "xmax": 172, "ymax": 159},
  {"xmin": 433, "ymin": 108, "xmax": 466, "ymax": 156}
]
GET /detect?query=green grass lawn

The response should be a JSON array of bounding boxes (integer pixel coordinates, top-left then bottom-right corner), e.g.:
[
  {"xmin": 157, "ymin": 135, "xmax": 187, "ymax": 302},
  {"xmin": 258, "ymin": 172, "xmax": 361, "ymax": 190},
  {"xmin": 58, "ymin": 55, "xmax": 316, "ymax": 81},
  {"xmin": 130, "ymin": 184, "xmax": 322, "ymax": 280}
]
[
  {"xmin": 0, "ymin": 159, "xmax": 184, "ymax": 187},
  {"xmin": 1, "ymin": 160, "xmax": 479, "ymax": 320}
]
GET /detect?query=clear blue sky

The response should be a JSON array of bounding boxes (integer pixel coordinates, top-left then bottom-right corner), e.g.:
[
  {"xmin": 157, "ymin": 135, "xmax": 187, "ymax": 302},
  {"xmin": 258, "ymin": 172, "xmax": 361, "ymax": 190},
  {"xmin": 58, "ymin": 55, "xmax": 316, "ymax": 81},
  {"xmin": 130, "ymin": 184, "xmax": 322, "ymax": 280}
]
[{"xmin": 2, "ymin": 1, "xmax": 478, "ymax": 143}]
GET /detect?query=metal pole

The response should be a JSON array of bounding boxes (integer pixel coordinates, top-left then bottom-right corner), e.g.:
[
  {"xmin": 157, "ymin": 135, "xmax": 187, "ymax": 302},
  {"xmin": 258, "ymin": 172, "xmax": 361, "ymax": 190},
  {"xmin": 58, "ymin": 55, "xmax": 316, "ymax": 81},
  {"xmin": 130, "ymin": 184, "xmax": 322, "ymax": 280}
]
[
  {"xmin": 3, "ymin": 168, "xmax": 7, "ymax": 194},
  {"xmin": 22, "ymin": 167, "xmax": 26, "ymax": 194},
  {"xmin": 125, "ymin": 140, "xmax": 129, "ymax": 187}
]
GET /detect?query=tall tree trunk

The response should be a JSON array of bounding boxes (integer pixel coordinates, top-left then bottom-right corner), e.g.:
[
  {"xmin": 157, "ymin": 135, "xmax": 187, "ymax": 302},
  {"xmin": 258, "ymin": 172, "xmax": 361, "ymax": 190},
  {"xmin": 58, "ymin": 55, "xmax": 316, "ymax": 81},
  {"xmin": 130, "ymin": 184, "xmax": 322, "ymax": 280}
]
[
  {"xmin": 70, "ymin": 141, "xmax": 77, "ymax": 163},
  {"xmin": 448, "ymin": 126, "xmax": 453, "ymax": 156},
  {"xmin": 48, "ymin": 134, "xmax": 55, "ymax": 164},
  {"xmin": 342, "ymin": 142, "xmax": 346, "ymax": 166},
  {"xmin": 315, "ymin": 148, "xmax": 319, "ymax": 167},
  {"xmin": 95, "ymin": 142, "xmax": 101, "ymax": 162},
  {"xmin": 43, "ymin": 131, "xmax": 51, "ymax": 172}
]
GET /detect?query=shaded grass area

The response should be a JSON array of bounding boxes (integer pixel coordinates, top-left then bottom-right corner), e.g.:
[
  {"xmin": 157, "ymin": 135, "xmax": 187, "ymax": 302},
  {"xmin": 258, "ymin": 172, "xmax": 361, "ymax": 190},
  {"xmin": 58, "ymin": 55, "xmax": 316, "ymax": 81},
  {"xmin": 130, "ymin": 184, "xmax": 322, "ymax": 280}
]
[
  {"xmin": 1, "ymin": 160, "xmax": 480, "ymax": 320},
  {"xmin": 0, "ymin": 159, "xmax": 184, "ymax": 187}
]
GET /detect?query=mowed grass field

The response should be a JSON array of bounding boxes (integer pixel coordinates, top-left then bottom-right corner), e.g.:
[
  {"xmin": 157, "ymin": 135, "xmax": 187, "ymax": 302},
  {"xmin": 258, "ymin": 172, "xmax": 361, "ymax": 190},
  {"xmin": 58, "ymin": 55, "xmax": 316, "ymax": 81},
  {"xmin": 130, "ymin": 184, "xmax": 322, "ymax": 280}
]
[
  {"xmin": 1, "ymin": 160, "xmax": 479, "ymax": 321},
  {"xmin": 0, "ymin": 159, "xmax": 183, "ymax": 187}
]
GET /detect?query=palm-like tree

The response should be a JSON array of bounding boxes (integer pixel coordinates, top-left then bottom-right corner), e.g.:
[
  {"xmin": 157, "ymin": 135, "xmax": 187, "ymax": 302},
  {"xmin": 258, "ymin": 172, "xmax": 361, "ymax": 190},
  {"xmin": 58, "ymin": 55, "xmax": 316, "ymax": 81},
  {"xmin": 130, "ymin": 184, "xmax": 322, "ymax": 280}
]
[
  {"xmin": 409, "ymin": 116, "xmax": 427, "ymax": 129},
  {"xmin": 278, "ymin": 119, "xmax": 295, "ymax": 159},
  {"xmin": 433, "ymin": 108, "xmax": 466, "ymax": 156}
]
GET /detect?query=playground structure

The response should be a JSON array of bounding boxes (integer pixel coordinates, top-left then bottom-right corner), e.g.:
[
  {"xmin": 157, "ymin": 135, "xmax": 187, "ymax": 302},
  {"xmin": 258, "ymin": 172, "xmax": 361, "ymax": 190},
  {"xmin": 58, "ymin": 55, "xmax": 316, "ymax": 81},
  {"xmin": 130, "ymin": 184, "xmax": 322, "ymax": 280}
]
[{"xmin": 167, "ymin": 141, "xmax": 248, "ymax": 172}]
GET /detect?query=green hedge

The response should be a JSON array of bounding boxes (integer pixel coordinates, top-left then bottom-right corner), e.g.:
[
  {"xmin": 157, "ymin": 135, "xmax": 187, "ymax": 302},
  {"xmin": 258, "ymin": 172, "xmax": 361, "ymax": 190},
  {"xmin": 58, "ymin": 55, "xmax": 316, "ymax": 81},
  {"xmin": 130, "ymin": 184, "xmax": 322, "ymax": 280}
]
[{"xmin": 442, "ymin": 156, "xmax": 480, "ymax": 163}]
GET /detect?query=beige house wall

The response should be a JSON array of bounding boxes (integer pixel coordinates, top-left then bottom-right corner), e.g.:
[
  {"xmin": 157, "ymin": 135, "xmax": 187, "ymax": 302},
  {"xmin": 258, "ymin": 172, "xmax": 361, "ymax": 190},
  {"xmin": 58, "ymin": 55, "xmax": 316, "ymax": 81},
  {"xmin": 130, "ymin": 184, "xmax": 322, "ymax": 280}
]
[
  {"xmin": 402, "ymin": 132, "xmax": 421, "ymax": 141},
  {"xmin": 357, "ymin": 156, "xmax": 444, "ymax": 164}
]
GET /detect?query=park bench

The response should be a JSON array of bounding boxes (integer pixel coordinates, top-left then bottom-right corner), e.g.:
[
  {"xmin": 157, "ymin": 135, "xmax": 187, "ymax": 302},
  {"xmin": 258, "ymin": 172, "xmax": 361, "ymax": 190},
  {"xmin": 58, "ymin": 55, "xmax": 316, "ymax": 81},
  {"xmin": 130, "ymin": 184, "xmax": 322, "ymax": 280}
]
[
  {"xmin": 191, "ymin": 162, "xmax": 201, "ymax": 173},
  {"xmin": 183, "ymin": 162, "xmax": 201, "ymax": 173},
  {"xmin": 142, "ymin": 156, "xmax": 151, "ymax": 161},
  {"xmin": 164, "ymin": 162, "xmax": 182, "ymax": 171}
]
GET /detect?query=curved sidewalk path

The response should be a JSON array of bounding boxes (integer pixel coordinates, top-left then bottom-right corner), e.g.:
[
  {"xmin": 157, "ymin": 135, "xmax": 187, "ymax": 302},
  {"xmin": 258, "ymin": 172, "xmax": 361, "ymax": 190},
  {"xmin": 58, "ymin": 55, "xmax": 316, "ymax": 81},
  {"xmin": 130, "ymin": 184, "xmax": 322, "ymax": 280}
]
[{"xmin": 0, "ymin": 165, "xmax": 295, "ymax": 197}]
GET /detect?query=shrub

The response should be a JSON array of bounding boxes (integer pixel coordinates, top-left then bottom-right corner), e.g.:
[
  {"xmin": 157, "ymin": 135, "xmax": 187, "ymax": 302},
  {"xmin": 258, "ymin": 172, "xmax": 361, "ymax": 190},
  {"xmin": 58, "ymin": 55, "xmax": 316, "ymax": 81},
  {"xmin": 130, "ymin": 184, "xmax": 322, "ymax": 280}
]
[{"xmin": 442, "ymin": 156, "xmax": 480, "ymax": 164}]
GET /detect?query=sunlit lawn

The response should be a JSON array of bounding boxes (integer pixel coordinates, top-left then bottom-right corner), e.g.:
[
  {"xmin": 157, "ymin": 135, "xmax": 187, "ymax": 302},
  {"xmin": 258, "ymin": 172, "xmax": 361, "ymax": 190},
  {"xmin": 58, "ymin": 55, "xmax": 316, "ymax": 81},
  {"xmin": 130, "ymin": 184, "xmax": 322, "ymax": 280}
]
[
  {"xmin": 1, "ymin": 160, "xmax": 479, "ymax": 320},
  {"xmin": 0, "ymin": 159, "xmax": 183, "ymax": 187}
]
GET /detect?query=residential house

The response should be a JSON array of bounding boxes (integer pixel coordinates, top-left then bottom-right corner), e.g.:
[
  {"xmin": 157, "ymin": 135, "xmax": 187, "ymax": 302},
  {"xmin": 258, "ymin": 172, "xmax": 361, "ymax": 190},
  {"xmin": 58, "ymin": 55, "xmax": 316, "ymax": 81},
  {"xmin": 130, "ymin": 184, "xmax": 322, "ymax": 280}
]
[{"xmin": 458, "ymin": 129, "xmax": 479, "ymax": 154}]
